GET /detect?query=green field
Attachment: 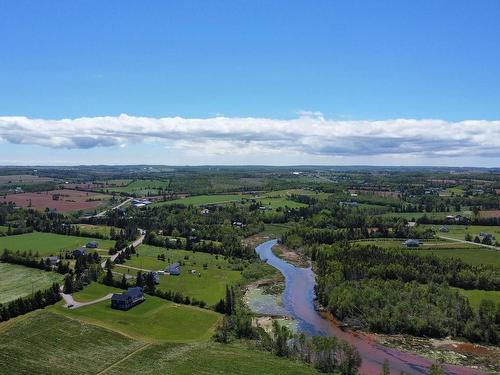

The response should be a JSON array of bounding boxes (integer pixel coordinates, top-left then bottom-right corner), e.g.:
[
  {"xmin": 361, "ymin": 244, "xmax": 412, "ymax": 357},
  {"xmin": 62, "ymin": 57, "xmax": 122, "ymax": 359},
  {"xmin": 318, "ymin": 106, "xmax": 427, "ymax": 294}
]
[
  {"xmin": 155, "ymin": 194, "xmax": 245, "ymax": 207},
  {"xmin": 52, "ymin": 293, "xmax": 221, "ymax": 342},
  {"xmin": 0, "ymin": 225, "xmax": 8, "ymax": 234},
  {"xmin": 76, "ymin": 224, "xmax": 121, "ymax": 238},
  {"xmin": 377, "ymin": 210, "xmax": 472, "ymax": 220},
  {"xmin": 103, "ymin": 179, "xmax": 169, "ymax": 195},
  {"xmin": 454, "ymin": 288, "xmax": 500, "ymax": 311},
  {"xmin": 423, "ymin": 224, "xmax": 500, "ymax": 243},
  {"xmin": 418, "ymin": 248, "xmax": 499, "ymax": 266},
  {"xmin": 352, "ymin": 239, "xmax": 500, "ymax": 266},
  {"xmin": 118, "ymin": 244, "xmax": 243, "ymax": 305},
  {"xmin": 0, "ymin": 311, "xmax": 319, "ymax": 375},
  {"xmin": 0, "ymin": 232, "xmax": 115, "ymax": 256},
  {"xmin": 0, "ymin": 263, "xmax": 63, "ymax": 304}
]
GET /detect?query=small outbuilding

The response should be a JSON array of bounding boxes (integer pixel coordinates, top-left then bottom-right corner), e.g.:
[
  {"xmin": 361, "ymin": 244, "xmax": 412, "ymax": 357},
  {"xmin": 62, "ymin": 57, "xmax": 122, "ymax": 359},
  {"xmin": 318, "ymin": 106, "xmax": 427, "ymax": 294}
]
[
  {"xmin": 86, "ymin": 241, "xmax": 98, "ymax": 248},
  {"xmin": 42, "ymin": 256, "xmax": 60, "ymax": 267},
  {"xmin": 439, "ymin": 226, "xmax": 449, "ymax": 232},
  {"xmin": 111, "ymin": 287, "xmax": 145, "ymax": 310}
]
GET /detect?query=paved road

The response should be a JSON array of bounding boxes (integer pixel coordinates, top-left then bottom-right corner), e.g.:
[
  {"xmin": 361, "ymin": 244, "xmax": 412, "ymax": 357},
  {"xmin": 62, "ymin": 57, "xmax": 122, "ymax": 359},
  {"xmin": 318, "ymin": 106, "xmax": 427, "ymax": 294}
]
[
  {"xmin": 61, "ymin": 291, "xmax": 113, "ymax": 309},
  {"xmin": 438, "ymin": 235, "xmax": 499, "ymax": 250},
  {"xmin": 100, "ymin": 229, "xmax": 145, "ymax": 268}
]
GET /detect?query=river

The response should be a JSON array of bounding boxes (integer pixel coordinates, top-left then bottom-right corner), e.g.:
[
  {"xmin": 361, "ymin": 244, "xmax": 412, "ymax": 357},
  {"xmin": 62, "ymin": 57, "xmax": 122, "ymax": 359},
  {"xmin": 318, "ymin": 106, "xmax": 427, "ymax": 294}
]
[{"xmin": 255, "ymin": 239, "xmax": 485, "ymax": 375}]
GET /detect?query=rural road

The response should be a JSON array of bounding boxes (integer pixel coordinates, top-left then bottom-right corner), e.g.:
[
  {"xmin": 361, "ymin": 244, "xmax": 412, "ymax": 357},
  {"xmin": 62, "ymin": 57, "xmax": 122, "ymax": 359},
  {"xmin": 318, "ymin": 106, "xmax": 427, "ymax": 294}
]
[
  {"xmin": 61, "ymin": 292, "xmax": 113, "ymax": 309},
  {"xmin": 100, "ymin": 229, "xmax": 146, "ymax": 268},
  {"xmin": 438, "ymin": 235, "xmax": 499, "ymax": 250}
]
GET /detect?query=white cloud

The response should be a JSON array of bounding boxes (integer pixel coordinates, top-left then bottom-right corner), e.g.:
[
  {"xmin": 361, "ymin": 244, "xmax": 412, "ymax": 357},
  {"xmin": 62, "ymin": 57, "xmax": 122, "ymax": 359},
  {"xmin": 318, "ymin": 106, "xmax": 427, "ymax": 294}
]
[{"xmin": 0, "ymin": 114, "xmax": 499, "ymax": 159}]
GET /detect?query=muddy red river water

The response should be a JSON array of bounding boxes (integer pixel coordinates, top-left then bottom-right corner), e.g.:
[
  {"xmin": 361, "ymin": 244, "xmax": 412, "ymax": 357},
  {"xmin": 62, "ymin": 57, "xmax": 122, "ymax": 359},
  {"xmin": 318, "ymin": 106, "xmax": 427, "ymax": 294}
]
[{"xmin": 255, "ymin": 240, "xmax": 485, "ymax": 375}]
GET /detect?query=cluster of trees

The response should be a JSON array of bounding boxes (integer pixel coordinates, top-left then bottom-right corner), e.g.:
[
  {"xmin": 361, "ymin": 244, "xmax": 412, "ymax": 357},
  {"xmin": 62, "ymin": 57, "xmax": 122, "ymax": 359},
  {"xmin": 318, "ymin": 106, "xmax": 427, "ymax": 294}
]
[
  {"xmin": 314, "ymin": 244, "xmax": 499, "ymax": 344},
  {"xmin": 1, "ymin": 249, "xmax": 70, "ymax": 274},
  {"xmin": 63, "ymin": 253, "xmax": 102, "ymax": 293},
  {"xmin": 314, "ymin": 245, "xmax": 499, "ymax": 291},
  {"xmin": 0, "ymin": 283, "xmax": 61, "ymax": 322}
]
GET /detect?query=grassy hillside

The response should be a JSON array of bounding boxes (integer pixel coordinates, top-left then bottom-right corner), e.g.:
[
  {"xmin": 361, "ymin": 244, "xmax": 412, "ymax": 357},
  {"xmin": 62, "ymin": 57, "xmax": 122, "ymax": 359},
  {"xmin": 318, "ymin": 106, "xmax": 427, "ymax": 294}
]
[
  {"xmin": 118, "ymin": 244, "xmax": 243, "ymax": 305},
  {"xmin": 0, "ymin": 263, "xmax": 63, "ymax": 304},
  {"xmin": 0, "ymin": 311, "xmax": 319, "ymax": 375},
  {"xmin": 0, "ymin": 231, "xmax": 115, "ymax": 256},
  {"xmin": 454, "ymin": 288, "xmax": 500, "ymax": 311},
  {"xmin": 51, "ymin": 294, "xmax": 221, "ymax": 342}
]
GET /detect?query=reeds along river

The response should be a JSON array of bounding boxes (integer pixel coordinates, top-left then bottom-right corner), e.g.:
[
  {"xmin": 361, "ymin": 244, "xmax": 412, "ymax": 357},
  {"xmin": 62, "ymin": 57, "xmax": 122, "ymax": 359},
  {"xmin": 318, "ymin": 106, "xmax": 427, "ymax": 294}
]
[{"xmin": 255, "ymin": 240, "xmax": 485, "ymax": 375}]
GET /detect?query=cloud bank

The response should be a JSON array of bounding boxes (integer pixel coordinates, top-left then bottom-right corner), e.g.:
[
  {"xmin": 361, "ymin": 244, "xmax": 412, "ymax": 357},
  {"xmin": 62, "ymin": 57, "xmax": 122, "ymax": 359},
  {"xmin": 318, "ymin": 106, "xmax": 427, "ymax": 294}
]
[{"xmin": 0, "ymin": 114, "xmax": 499, "ymax": 159}]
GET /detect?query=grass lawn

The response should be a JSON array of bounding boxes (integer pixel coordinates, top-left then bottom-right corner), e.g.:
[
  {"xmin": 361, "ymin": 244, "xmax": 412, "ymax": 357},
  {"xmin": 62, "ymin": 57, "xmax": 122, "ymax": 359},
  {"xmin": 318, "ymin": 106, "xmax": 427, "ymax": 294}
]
[
  {"xmin": 454, "ymin": 288, "xmax": 500, "ymax": 311},
  {"xmin": 0, "ymin": 231, "xmax": 115, "ymax": 256},
  {"xmin": 260, "ymin": 223, "xmax": 295, "ymax": 237},
  {"xmin": 105, "ymin": 342, "xmax": 320, "ymax": 375},
  {"xmin": 71, "ymin": 282, "xmax": 123, "ymax": 302},
  {"xmin": 51, "ymin": 294, "xmax": 221, "ymax": 342},
  {"xmin": 119, "ymin": 244, "xmax": 243, "ymax": 305},
  {"xmin": 0, "ymin": 311, "xmax": 145, "ymax": 375},
  {"xmin": 0, "ymin": 263, "xmax": 63, "ymax": 304},
  {"xmin": 377, "ymin": 210, "xmax": 472, "ymax": 220},
  {"xmin": 154, "ymin": 194, "xmax": 245, "ymax": 207},
  {"xmin": 0, "ymin": 225, "xmax": 8, "ymax": 234}
]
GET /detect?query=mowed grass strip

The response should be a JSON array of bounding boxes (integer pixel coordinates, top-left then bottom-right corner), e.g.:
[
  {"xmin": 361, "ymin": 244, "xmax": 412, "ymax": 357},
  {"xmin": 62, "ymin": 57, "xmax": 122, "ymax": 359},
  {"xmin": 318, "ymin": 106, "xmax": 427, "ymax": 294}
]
[
  {"xmin": 0, "ymin": 312, "xmax": 144, "ymax": 375},
  {"xmin": 71, "ymin": 282, "xmax": 123, "ymax": 302},
  {"xmin": 51, "ymin": 294, "xmax": 222, "ymax": 343},
  {"xmin": 0, "ymin": 263, "xmax": 63, "ymax": 304},
  {"xmin": 121, "ymin": 244, "xmax": 243, "ymax": 305},
  {"xmin": 0, "ymin": 231, "xmax": 115, "ymax": 256},
  {"xmin": 104, "ymin": 342, "xmax": 321, "ymax": 375}
]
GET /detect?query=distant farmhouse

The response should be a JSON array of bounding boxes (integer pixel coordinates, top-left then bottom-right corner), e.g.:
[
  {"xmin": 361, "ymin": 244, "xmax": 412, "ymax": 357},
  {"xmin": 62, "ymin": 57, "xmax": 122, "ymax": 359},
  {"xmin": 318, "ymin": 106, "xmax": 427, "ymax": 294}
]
[
  {"xmin": 132, "ymin": 199, "xmax": 152, "ymax": 208},
  {"xmin": 86, "ymin": 241, "xmax": 98, "ymax": 248},
  {"xmin": 72, "ymin": 247, "xmax": 87, "ymax": 258},
  {"xmin": 42, "ymin": 256, "xmax": 60, "ymax": 267},
  {"xmin": 165, "ymin": 262, "xmax": 181, "ymax": 276},
  {"xmin": 404, "ymin": 239, "xmax": 420, "ymax": 248},
  {"xmin": 111, "ymin": 287, "xmax": 145, "ymax": 310}
]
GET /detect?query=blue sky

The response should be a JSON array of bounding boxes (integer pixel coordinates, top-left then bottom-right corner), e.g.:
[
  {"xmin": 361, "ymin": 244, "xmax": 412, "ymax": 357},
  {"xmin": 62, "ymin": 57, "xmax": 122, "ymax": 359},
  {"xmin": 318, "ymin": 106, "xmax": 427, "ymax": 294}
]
[{"xmin": 1, "ymin": 1, "xmax": 499, "ymax": 166}]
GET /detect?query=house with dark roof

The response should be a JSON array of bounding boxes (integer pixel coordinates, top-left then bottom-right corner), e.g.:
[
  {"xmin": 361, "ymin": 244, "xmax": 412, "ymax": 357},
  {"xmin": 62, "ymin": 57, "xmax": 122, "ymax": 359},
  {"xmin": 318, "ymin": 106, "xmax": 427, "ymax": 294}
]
[
  {"xmin": 111, "ymin": 287, "xmax": 145, "ymax": 310},
  {"xmin": 165, "ymin": 262, "xmax": 181, "ymax": 276},
  {"xmin": 72, "ymin": 247, "xmax": 87, "ymax": 258},
  {"xmin": 403, "ymin": 239, "xmax": 420, "ymax": 248},
  {"xmin": 439, "ymin": 226, "xmax": 449, "ymax": 232},
  {"xmin": 86, "ymin": 241, "xmax": 98, "ymax": 248}
]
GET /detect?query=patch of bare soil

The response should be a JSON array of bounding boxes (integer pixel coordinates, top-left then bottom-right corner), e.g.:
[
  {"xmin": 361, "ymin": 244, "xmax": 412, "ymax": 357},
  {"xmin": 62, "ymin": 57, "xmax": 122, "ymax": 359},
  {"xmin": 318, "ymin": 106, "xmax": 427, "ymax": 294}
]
[
  {"xmin": 376, "ymin": 334, "xmax": 500, "ymax": 374},
  {"xmin": 272, "ymin": 243, "xmax": 310, "ymax": 268}
]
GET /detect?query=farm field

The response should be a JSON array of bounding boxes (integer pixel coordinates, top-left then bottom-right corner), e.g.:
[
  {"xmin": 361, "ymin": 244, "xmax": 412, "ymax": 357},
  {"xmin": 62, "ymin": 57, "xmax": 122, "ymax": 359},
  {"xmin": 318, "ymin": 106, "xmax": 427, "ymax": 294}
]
[
  {"xmin": 0, "ymin": 311, "xmax": 319, "ymax": 375},
  {"xmin": 352, "ymin": 238, "xmax": 499, "ymax": 266},
  {"xmin": 377, "ymin": 210, "xmax": 472, "ymax": 220},
  {"xmin": 51, "ymin": 293, "xmax": 221, "ymax": 342},
  {"xmin": 102, "ymin": 179, "xmax": 169, "ymax": 195},
  {"xmin": 454, "ymin": 288, "xmax": 500, "ymax": 311},
  {"xmin": 0, "ymin": 174, "xmax": 54, "ymax": 185},
  {"xmin": 0, "ymin": 312, "xmax": 145, "ymax": 375},
  {"xmin": 422, "ymin": 224, "xmax": 500, "ymax": 242},
  {"xmin": 104, "ymin": 342, "xmax": 321, "ymax": 375},
  {"xmin": 118, "ymin": 244, "xmax": 243, "ymax": 305},
  {"xmin": 75, "ymin": 224, "xmax": 121, "ymax": 238},
  {"xmin": 155, "ymin": 193, "xmax": 246, "ymax": 206},
  {"xmin": 0, "ymin": 232, "xmax": 115, "ymax": 256},
  {"xmin": 0, "ymin": 263, "xmax": 63, "ymax": 304},
  {"xmin": 480, "ymin": 210, "xmax": 500, "ymax": 219},
  {"xmin": 0, "ymin": 189, "xmax": 112, "ymax": 212}
]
